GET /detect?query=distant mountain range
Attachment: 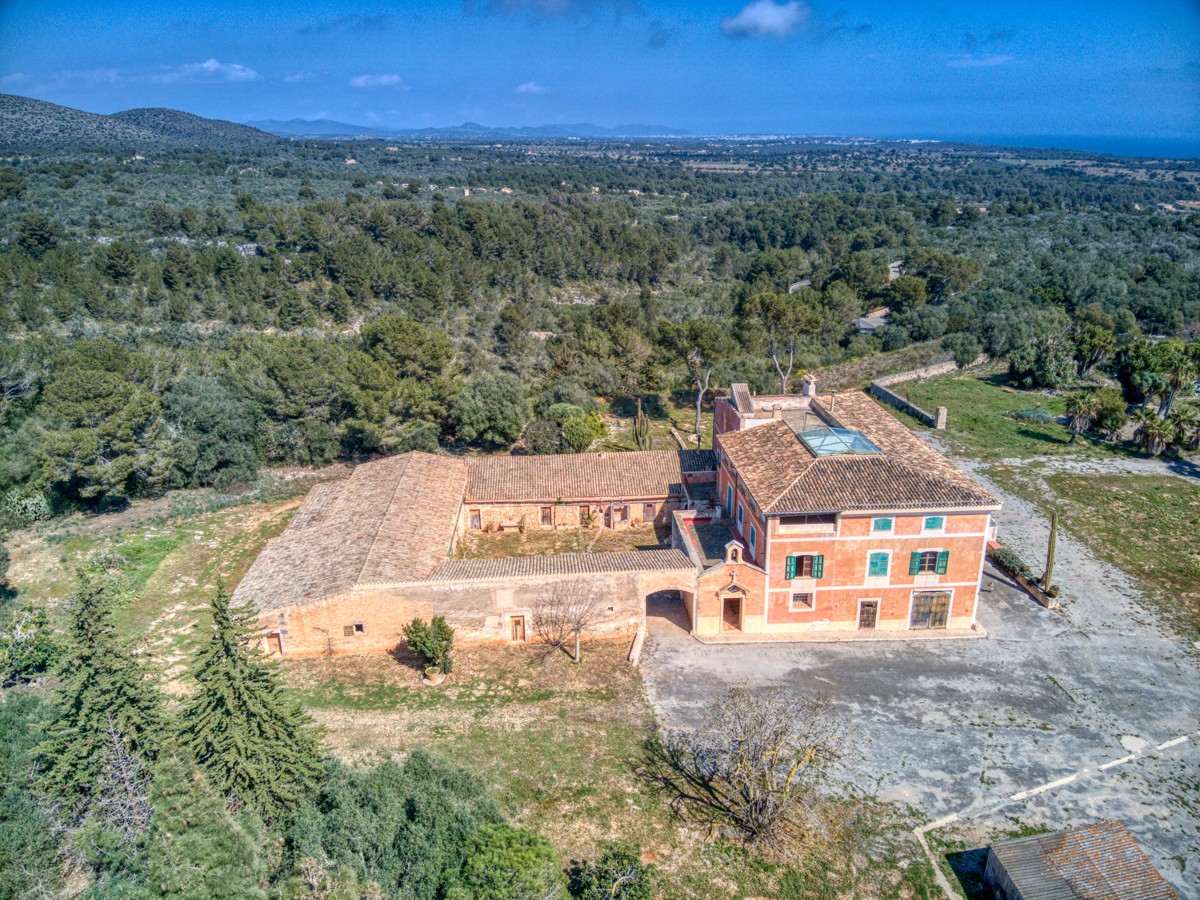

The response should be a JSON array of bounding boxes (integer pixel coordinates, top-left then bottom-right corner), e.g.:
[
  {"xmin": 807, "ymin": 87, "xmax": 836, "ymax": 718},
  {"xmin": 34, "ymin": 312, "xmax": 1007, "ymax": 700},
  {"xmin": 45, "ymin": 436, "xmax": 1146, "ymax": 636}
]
[
  {"xmin": 248, "ymin": 118, "xmax": 691, "ymax": 140},
  {"xmin": 0, "ymin": 94, "xmax": 281, "ymax": 152}
]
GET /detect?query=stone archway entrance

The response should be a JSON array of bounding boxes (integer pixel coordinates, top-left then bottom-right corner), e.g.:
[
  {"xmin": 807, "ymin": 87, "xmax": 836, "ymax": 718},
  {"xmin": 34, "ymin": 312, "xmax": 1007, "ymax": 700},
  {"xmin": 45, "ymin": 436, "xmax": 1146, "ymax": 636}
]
[{"xmin": 646, "ymin": 589, "xmax": 693, "ymax": 636}]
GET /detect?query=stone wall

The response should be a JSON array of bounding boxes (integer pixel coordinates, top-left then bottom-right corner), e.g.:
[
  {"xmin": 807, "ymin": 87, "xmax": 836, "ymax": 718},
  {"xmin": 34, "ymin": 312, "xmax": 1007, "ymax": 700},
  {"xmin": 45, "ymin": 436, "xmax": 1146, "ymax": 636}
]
[
  {"xmin": 263, "ymin": 564, "xmax": 698, "ymax": 658},
  {"xmin": 868, "ymin": 354, "xmax": 988, "ymax": 430},
  {"xmin": 462, "ymin": 498, "xmax": 677, "ymax": 533}
]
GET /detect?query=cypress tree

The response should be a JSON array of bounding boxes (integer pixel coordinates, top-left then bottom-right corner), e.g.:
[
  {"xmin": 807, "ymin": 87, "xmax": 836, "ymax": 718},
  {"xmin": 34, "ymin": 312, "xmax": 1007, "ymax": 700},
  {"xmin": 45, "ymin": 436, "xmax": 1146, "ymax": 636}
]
[
  {"xmin": 38, "ymin": 570, "xmax": 164, "ymax": 814},
  {"xmin": 145, "ymin": 748, "xmax": 266, "ymax": 900},
  {"xmin": 179, "ymin": 586, "xmax": 321, "ymax": 821}
]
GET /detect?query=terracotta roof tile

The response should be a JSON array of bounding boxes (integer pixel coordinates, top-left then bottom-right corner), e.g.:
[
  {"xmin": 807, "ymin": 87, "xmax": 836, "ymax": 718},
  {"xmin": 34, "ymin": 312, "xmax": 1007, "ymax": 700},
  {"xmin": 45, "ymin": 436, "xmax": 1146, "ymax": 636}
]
[
  {"xmin": 717, "ymin": 392, "xmax": 997, "ymax": 515},
  {"xmin": 235, "ymin": 452, "xmax": 466, "ymax": 613},
  {"xmin": 990, "ymin": 820, "xmax": 1177, "ymax": 899},
  {"xmin": 465, "ymin": 449, "xmax": 713, "ymax": 503},
  {"xmin": 427, "ymin": 548, "xmax": 695, "ymax": 582}
]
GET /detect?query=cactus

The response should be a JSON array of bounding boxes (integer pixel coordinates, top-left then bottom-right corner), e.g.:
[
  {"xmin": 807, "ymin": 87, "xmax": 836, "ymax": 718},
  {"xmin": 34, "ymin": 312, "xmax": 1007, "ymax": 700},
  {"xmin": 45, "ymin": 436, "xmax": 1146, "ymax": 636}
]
[
  {"xmin": 634, "ymin": 397, "xmax": 653, "ymax": 451},
  {"xmin": 1042, "ymin": 508, "xmax": 1058, "ymax": 588}
]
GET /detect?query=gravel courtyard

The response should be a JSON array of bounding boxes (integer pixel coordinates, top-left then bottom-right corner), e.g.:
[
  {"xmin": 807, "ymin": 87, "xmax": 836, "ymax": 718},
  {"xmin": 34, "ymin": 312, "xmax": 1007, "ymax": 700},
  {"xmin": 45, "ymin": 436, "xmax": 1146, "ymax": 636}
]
[{"xmin": 640, "ymin": 470, "xmax": 1200, "ymax": 896}]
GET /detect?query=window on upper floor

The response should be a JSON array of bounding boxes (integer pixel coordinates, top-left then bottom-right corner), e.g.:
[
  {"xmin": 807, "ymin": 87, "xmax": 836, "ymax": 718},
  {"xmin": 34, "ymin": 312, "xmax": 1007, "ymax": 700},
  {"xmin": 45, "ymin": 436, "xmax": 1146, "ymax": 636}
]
[
  {"xmin": 868, "ymin": 552, "xmax": 890, "ymax": 577},
  {"xmin": 749, "ymin": 525, "xmax": 757, "ymax": 557},
  {"xmin": 872, "ymin": 517, "xmax": 893, "ymax": 533},
  {"xmin": 785, "ymin": 554, "xmax": 824, "ymax": 579},
  {"xmin": 910, "ymin": 550, "xmax": 949, "ymax": 575},
  {"xmin": 923, "ymin": 515, "xmax": 945, "ymax": 533}
]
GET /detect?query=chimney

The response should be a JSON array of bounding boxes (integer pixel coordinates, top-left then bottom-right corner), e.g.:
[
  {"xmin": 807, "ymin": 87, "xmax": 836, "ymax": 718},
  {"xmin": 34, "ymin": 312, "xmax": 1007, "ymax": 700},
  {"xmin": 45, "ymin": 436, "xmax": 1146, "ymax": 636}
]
[
  {"xmin": 801, "ymin": 374, "xmax": 817, "ymax": 397},
  {"xmin": 771, "ymin": 405, "xmax": 783, "ymax": 420}
]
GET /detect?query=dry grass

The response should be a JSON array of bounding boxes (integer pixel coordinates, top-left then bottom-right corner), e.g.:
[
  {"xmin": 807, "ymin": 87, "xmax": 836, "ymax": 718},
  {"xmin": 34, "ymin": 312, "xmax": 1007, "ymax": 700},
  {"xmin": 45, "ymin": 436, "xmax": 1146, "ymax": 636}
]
[
  {"xmin": 283, "ymin": 643, "xmax": 941, "ymax": 899},
  {"xmin": 456, "ymin": 522, "xmax": 671, "ymax": 559}
]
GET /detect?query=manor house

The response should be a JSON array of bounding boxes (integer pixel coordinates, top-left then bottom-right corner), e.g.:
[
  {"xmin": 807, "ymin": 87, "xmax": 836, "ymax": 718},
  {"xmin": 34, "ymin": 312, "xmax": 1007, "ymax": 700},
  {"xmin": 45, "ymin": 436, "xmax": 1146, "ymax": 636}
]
[{"xmin": 234, "ymin": 377, "xmax": 999, "ymax": 656}]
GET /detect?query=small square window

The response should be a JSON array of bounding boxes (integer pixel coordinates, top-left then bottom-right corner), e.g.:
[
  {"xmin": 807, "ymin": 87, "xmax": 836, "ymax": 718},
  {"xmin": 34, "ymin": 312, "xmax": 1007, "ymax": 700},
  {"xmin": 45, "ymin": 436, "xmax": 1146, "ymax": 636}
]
[
  {"xmin": 790, "ymin": 592, "xmax": 814, "ymax": 610},
  {"xmin": 923, "ymin": 516, "xmax": 945, "ymax": 532},
  {"xmin": 868, "ymin": 552, "xmax": 889, "ymax": 577},
  {"xmin": 873, "ymin": 517, "xmax": 893, "ymax": 533},
  {"xmin": 354, "ymin": 623, "xmax": 365, "ymax": 634},
  {"xmin": 917, "ymin": 550, "xmax": 940, "ymax": 574},
  {"xmin": 343, "ymin": 625, "xmax": 355, "ymax": 637}
]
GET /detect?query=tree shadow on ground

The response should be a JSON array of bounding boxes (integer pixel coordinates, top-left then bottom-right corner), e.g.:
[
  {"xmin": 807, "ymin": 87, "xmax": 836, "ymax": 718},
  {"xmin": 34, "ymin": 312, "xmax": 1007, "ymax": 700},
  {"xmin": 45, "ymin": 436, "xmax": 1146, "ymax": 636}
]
[{"xmin": 1016, "ymin": 427, "xmax": 1070, "ymax": 446}]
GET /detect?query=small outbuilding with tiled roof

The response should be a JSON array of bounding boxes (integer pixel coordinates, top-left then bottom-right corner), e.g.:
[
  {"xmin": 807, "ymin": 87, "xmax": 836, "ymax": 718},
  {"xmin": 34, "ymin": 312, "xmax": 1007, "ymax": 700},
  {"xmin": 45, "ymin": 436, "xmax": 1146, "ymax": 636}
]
[{"xmin": 984, "ymin": 820, "xmax": 1177, "ymax": 899}]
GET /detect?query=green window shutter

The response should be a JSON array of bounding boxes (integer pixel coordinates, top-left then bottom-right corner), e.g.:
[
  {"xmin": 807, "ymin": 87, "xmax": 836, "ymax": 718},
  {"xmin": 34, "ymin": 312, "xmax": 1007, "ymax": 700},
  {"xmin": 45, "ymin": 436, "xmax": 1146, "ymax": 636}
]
[
  {"xmin": 874, "ymin": 518, "xmax": 892, "ymax": 532},
  {"xmin": 909, "ymin": 552, "xmax": 921, "ymax": 576},
  {"xmin": 785, "ymin": 555, "xmax": 797, "ymax": 579},
  {"xmin": 869, "ymin": 553, "xmax": 889, "ymax": 577},
  {"xmin": 812, "ymin": 555, "xmax": 825, "ymax": 578},
  {"xmin": 936, "ymin": 551, "xmax": 950, "ymax": 575}
]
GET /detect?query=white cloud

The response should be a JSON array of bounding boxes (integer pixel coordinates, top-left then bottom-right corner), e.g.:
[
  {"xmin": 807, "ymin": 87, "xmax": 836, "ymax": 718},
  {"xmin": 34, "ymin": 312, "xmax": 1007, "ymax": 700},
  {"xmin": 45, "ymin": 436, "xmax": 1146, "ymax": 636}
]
[
  {"xmin": 153, "ymin": 59, "xmax": 259, "ymax": 84},
  {"xmin": 947, "ymin": 54, "xmax": 1016, "ymax": 68},
  {"xmin": 0, "ymin": 73, "xmax": 29, "ymax": 86},
  {"xmin": 721, "ymin": 0, "xmax": 810, "ymax": 39},
  {"xmin": 349, "ymin": 73, "xmax": 408, "ymax": 89},
  {"xmin": 515, "ymin": 80, "xmax": 549, "ymax": 95}
]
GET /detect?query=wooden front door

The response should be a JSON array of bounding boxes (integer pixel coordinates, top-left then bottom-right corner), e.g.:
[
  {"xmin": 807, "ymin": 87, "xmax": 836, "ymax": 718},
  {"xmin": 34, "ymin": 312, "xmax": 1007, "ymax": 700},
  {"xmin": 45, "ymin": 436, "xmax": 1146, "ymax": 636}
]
[
  {"xmin": 910, "ymin": 592, "xmax": 950, "ymax": 630},
  {"xmin": 510, "ymin": 615, "xmax": 526, "ymax": 642},
  {"xmin": 722, "ymin": 597, "xmax": 741, "ymax": 631},
  {"xmin": 267, "ymin": 632, "xmax": 282, "ymax": 655},
  {"xmin": 858, "ymin": 601, "xmax": 879, "ymax": 630}
]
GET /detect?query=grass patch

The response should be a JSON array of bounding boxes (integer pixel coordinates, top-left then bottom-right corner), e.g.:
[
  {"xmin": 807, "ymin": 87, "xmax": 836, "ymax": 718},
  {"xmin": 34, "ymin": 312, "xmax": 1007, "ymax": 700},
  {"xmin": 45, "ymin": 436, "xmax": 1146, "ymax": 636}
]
[
  {"xmin": 284, "ymin": 644, "xmax": 940, "ymax": 899},
  {"xmin": 885, "ymin": 367, "xmax": 1142, "ymax": 464},
  {"xmin": 1043, "ymin": 473, "xmax": 1200, "ymax": 638}
]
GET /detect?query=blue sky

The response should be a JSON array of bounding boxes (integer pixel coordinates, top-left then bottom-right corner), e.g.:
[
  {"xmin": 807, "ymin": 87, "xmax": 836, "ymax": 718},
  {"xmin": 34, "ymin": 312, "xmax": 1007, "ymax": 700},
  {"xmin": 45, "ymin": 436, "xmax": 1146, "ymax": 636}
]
[{"xmin": 1, "ymin": 0, "xmax": 1197, "ymax": 145}]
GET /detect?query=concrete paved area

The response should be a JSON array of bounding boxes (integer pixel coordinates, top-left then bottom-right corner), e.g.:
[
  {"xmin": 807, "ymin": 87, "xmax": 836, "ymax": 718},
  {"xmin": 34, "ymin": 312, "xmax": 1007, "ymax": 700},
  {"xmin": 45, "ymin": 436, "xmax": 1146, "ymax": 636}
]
[{"xmin": 642, "ymin": 557, "xmax": 1200, "ymax": 897}]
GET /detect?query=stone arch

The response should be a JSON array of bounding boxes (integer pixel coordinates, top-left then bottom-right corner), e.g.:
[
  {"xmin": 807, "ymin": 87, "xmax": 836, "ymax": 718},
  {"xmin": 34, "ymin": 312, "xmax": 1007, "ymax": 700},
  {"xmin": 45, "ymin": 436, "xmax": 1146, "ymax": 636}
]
[{"xmin": 645, "ymin": 587, "xmax": 695, "ymax": 633}]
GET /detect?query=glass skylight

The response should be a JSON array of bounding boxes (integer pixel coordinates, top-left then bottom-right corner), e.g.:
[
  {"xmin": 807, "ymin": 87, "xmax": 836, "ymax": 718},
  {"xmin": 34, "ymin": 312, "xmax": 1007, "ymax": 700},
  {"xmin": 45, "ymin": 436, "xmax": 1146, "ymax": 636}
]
[{"xmin": 798, "ymin": 427, "xmax": 882, "ymax": 457}]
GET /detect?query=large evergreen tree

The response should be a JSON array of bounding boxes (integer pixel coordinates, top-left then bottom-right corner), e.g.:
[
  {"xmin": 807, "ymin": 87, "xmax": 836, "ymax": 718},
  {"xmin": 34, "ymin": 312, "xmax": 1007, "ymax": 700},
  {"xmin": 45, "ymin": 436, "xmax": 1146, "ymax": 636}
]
[
  {"xmin": 145, "ymin": 749, "xmax": 266, "ymax": 900},
  {"xmin": 179, "ymin": 586, "xmax": 321, "ymax": 821},
  {"xmin": 38, "ymin": 570, "xmax": 165, "ymax": 814}
]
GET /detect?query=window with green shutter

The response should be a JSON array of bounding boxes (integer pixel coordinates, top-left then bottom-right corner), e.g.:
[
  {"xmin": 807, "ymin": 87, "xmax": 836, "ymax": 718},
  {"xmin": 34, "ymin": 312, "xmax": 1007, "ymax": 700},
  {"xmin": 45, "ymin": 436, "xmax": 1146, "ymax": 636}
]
[
  {"xmin": 872, "ymin": 517, "xmax": 893, "ymax": 532},
  {"xmin": 868, "ymin": 552, "xmax": 889, "ymax": 577},
  {"xmin": 785, "ymin": 555, "xmax": 797, "ymax": 579},
  {"xmin": 786, "ymin": 555, "xmax": 823, "ymax": 579},
  {"xmin": 936, "ymin": 550, "xmax": 950, "ymax": 574},
  {"xmin": 812, "ymin": 554, "xmax": 824, "ymax": 578},
  {"xmin": 923, "ymin": 515, "xmax": 945, "ymax": 532},
  {"xmin": 909, "ymin": 552, "xmax": 921, "ymax": 575},
  {"xmin": 724, "ymin": 484, "xmax": 732, "ymax": 517}
]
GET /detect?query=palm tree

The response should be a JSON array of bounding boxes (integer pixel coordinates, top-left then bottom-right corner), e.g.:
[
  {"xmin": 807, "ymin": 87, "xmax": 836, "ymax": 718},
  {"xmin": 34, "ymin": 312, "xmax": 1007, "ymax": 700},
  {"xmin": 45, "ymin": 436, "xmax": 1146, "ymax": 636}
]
[
  {"xmin": 1131, "ymin": 408, "xmax": 1174, "ymax": 457},
  {"xmin": 1063, "ymin": 392, "xmax": 1100, "ymax": 444},
  {"xmin": 1168, "ymin": 404, "xmax": 1200, "ymax": 452}
]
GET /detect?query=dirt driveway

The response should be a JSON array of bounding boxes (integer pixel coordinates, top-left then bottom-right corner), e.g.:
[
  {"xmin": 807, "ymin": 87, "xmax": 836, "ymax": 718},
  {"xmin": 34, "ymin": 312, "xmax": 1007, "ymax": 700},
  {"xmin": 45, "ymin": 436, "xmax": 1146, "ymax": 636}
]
[{"xmin": 641, "ymin": 480, "xmax": 1200, "ymax": 896}]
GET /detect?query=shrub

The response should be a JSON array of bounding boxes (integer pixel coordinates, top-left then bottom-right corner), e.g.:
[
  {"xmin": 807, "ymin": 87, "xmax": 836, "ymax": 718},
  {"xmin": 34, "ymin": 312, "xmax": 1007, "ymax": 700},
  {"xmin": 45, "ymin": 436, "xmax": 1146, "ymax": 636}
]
[
  {"xmin": 992, "ymin": 546, "xmax": 1032, "ymax": 581},
  {"xmin": 1008, "ymin": 407, "xmax": 1054, "ymax": 424},
  {"xmin": 403, "ymin": 616, "xmax": 454, "ymax": 672},
  {"xmin": 451, "ymin": 823, "xmax": 564, "ymax": 900},
  {"xmin": 3, "ymin": 488, "xmax": 52, "ymax": 524},
  {"xmin": 0, "ymin": 603, "xmax": 63, "ymax": 685},
  {"xmin": 569, "ymin": 843, "xmax": 653, "ymax": 899}
]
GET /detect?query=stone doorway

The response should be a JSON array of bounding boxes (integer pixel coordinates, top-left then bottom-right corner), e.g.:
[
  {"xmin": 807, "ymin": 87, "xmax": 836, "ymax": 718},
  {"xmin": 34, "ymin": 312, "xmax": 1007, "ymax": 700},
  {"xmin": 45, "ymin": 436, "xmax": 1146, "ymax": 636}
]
[{"xmin": 722, "ymin": 596, "xmax": 742, "ymax": 631}]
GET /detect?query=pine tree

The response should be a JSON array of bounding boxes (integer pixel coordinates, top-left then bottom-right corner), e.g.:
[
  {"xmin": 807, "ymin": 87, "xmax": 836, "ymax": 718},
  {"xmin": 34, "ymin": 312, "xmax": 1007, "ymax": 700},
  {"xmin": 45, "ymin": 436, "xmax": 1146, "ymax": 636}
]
[
  {"xmin": 179, "ymin": 586, "xmax": 322, "ymax": 821},
  {"xmin": 145, "ymin": 749, "xmax": 266, "ymax": 900},
  {"xmin": 38, "ymin": 570, "xmax": 164, "ymax": 814}
]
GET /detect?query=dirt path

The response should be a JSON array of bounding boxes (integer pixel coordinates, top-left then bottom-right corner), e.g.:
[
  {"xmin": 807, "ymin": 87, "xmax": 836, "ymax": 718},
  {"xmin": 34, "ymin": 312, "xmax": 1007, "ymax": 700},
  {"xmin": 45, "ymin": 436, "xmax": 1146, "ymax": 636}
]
[{"xmin": 990, "ymin": 450, "xmax": 1200, "ymax": 483}]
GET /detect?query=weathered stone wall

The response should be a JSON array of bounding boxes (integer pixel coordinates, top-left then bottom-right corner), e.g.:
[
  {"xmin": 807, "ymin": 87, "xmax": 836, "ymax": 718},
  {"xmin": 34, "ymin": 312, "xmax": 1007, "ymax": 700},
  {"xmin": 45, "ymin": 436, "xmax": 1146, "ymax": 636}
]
[
  {"xmin": 868, "ymin": 354, "xmax": 989, "ymax": 430},
  {"xmin": 262, "ymin": 564, "xmax": 698, "ymax": 658},
  {"xmin": 462, "ymin": 498, "xmax": 676, "ymax": 533}
]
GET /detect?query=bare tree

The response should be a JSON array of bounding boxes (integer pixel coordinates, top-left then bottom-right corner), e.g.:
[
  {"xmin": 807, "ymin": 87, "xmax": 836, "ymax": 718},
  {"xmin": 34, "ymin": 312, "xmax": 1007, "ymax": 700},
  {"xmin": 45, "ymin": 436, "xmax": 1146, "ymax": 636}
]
[
  {"xmin": 95, "ymin": 720, "xmax": 153, "ymax": 848},
  {"xmin": 531, "ymin": 578, "xmax": 607, "ymax": 663},
  {"xmin": 649, "ymin": 687, "xmax": 851, "ymax": 847}
]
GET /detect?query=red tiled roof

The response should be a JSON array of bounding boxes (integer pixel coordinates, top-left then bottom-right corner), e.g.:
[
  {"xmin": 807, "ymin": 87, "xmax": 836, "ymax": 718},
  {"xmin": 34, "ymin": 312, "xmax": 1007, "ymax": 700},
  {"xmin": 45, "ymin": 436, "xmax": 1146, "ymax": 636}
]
[
  {"xmin": 718, "ymin": 392, "xmax": 997, "ymax": 514},
  {"xmin": 427, "ymin": 548, "xmax": 695, "ymax": 582},
  {"xmin": 990, "ymin": 820, "xmax": 1177, "ymax": 899},
  {"xmin": 235, "ymin": 452, "xmax": 467, "ymax": 612},
  {"xmin": 465, "ymin": 449, "xmax": 713, "ymax": 503}
]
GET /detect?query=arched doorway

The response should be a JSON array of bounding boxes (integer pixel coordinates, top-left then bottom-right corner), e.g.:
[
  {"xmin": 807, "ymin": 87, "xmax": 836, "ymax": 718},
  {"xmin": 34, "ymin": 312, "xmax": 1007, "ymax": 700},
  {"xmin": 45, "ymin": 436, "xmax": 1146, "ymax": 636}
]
[{"xmin": 645, "ymin": 589, "xmax": 694, "ymax": 636}]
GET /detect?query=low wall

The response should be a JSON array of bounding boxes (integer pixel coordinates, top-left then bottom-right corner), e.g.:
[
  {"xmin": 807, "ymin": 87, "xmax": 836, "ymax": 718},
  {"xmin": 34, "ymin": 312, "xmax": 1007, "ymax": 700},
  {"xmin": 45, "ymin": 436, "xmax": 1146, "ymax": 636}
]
[{"xmin": 868, "ymin": 354, "xmax": 989, "ymax": 430}]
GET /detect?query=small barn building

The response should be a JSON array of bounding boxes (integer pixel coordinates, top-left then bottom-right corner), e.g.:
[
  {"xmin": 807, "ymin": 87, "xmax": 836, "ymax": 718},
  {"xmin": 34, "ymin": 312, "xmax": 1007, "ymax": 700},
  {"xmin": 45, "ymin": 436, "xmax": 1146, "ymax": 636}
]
[{"xmin": 984, "ymin": 821, "xmax": 1177, "ymax": 899}]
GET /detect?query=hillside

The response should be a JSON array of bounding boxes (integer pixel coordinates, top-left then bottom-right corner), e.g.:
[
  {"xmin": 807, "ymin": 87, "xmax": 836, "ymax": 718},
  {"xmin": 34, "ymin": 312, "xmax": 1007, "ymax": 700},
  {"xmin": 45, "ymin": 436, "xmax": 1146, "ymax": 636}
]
[{"xmin": 0, "ymin": 93, "xmax": 280, "ymax": 152}]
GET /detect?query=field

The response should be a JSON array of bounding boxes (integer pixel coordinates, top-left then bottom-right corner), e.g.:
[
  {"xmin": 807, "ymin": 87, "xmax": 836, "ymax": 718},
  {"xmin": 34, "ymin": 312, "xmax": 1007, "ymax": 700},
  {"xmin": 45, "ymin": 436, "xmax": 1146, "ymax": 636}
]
[
  {"xmin": 457, "ymin": 521, "xmax": 670, "ymax": 558},
  {"xmin": 888, "ymin": 367, "xmax": 1200, "ymax": 638},
  {"xmin": 3, "ymin": 480, "xmax": 939, "ymax": 898}
]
